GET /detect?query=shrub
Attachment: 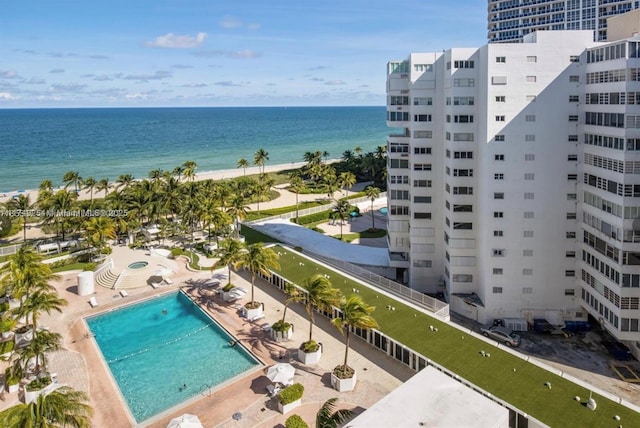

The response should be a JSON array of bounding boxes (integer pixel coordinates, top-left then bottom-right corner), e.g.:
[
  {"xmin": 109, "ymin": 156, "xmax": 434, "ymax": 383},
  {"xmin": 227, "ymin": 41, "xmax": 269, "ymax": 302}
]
[
  {"xmin": 293, "ymin": 246, "xmax": 303, "ymax": 253},
  {"xmin": 272, "ymin": 320, "xmax": 292, "ymax": 333},
  {"xmin": 285, "ymin": 414, "xmax": 309, "ymax": 428},
  {"xmin": 222, "ymin": 283, "xmax": 235, "ymax": 292},
  {"xmin": 25, "ymin": 376, "xmax": 52, "ymax": 392},
  {"xmin": 333, "ymin": 365, "xmax": 355, "ymax": 379},
  {"xmin": 169, "ymin": 248, "xmax": 183, "ymax": 259},
  {"xmin": 279, "ymin": 383, "xmax": 304, "ymax": 405},
  {"xmin": 0, "ymin": 340, "xmax": 15, "ymax": 355},
  {"xmin": 292, "ymin": 211, "xmax": 330, "ymax": 226},
  {"xmin": 300, "ymin": 340, "xmax": 320, "ymax": 353},
  {"xmin": 5, "ymin": 367, "xmax": 21, "ymax": 386}
]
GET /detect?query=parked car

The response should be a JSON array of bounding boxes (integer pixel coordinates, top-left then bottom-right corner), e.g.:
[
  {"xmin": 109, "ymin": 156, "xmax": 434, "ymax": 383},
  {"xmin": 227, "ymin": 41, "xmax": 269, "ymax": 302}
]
[{"xmin": 481, "ymin": 325, "xmax": 521, "ymax": 347}]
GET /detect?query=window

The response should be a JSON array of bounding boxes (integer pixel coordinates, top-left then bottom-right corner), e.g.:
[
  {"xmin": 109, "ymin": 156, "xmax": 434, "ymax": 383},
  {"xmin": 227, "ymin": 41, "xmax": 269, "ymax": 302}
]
[
  {"xmin": 565, "ymin": 289, "xmax": 575, "ymax": 296},
  {"xmin": 527, "ymin": 56, "xmax": 537, "ymax": 62},
  {"xmin": 389, "ymin": 159, "xmax": 409, "ymax": 169},
  {"xmin": 414, "ymin": 163, "xmax": 432, "ymax": 171},
  {"xmin": 496, "ymin": 115, "xmax": 505, "ymax": 122},
  {"xmin": 414, "ymin": 64, "xmax": 433, "ymax": 72},
  {"xmin": 414, "ymin": 114, "xmax": 432, "ymax": 122},
  {"xmin": 524, "ymin": 193, "xmax": 534, "ymax": 200},
  {"xmin": 523, "ymin": 287, "xmax": 533, "ymax": 294},
  {"xmin": 569, "ymin": 75, "xmax": 579, "ymax": 82},
  {"xmin": 493, "ymin": 268, "xmax": 503, "ymax": 275},
  {"xmin": 453, "ymin": 169, "xmax": 473, "ymax": 177},
  {"xmin": 389, "ymin": 96, "xmax": 409, "ymax": 105},
  {"xmin": 494, "ymin": 173, "xmax": 504, "ymax": 180},
  {"xmin": 567, "ymin": 174, "xmax": 577, "ymax": 180},
  {"xmin": 567, "ymin": 231, "xmax": 576, "ymax": 238},
  {"xmin": 452, "ymin": 274, "xmax": 473, "ymax": 282},
  {"xmin": 454, "ymin": 151, "xmax": 473, "ymax": 159},
  {"xmin": 523, "ymin": 268, "xmax": 533, "ymax": 275},
  {"xmin": 414, "ymin": 196, "xmax": 431, "ymax": 203},
  {"xmin": 454, "ymin": 115, "xmax": 474, "ymax": 123},
  {"xmin": 570, "ymin": 55, "xmax": 580, "ymax": 63},
  {"xmin": 565, "ymin": 270, "xmax": 575, "ymax": 277},
  {"xmin": 390, "ymin": 205, "xmax": 409, "ymax": 215},
  {"xmin": 525, "ymin": 135, "xmax": 536, "ymax": 142},
  {"xmin": 495, "ymin": 135, "xmax": 505, "ymax": 142},
  {"xmin": 453, "ymin": 205, "xmax": 472, "ymax": 212},
  {"xmin": 495, "ymin": 95, "xmax": 506, "ymax": 102},
  {"xmin": 453, "ymin": 96, "xmax": 475, "ymax": 105},
  {"xmin": 388, "ymin": 111, "xmax": 409, "ymax": 121},
  {"xmin": 567, "ymin": 212, "xmax": 577, "ymax": 219},
  {"xmin": 494, "ymin": 192, "xmax": 504, "ymax": 199},
  {"xmin": 525, "ymin": 154, "xmax": 535, "ymax": 161},
  {"xmin": 525, "ymin": 115, "xmax": 536, "ymax": 122},
  {"xmin": 567, "ymin": 193, "xmax": 577, "ymax": 200},
  {"xmin": 413, "ymin": 260, "xmax": 432, "ymax": 267},
  {"xmin": 524, "ymin": 211, "xmax": 534, "ymax": 219},
  {"xmin": 414, "ymin": 212, "xmax": 431, "ymax": 219},
  {"xmin": 454, "ymin": 60, "xmax": 475, "ymax": 69},
  {"xmin": 495, "ymin": 154, "xmax": 504, "ymax": 160},
  {"xmin": 493, "ymin": 249, "xmax": 505, "ymax": 257},
  {"xmin": 413, "ymin": 179, "xmax": 432, "ymax": 187},
  {"xmin": 523, "ymin": 249, "xmax": 533, "ymax": 256},
  {"xmin": 453, "ymin": 187, "xmax": 473, "ymax": 195},
  {"xmin": 568, "ymin": 135, "xmax": 578, "ymax": 142},
  {"xmin": 494, "ymin": 230, "xmax": 504, "ymax": 237},
  {"xmin": 453, "ymin": 222, "xmax": 472, "ymax": 229},
  {"xmin": 414, "ymin": 130, "xmax": 432, "ymax": 138},
  {"xmin": 414, "ymin": 147, "xmax": 431, "ymax": 155},
  {"xmin": 526, "ymin": 76, "xmax": 537, "ymax": 83},
  {"xmin": 494, "ymin": 211, "xmax": 504, "ymax": 218},
  {"xmin": 496, "ymin": 56, "xmax": 506, "ymax": 63},
  {"xmin": 454, "ymin": 78, "xmax": 475, "ymax": 87},
  {"xmin": 524, "ymin": 173, "xmax": 535, "ymax": 180},
  {"xmin": 569, "ymin": 95, "xmax": 579, "ymax": 102},
  {"xmin": 566, "ymin": 251, "xmax": 576, "ymax": 258},
  {"xmin": 524, "ymin": 230, "xmax": 534, "ymax": 237},
  {"xmin": 569, "ymin": 115, "xmax": 578, "ymax": 122},
  {"xmin": 568, "ymin": 154, "xmax": 578, "ymax": 161},
  {"xmin": 413, "ymin": 97, "xmax": 432, "ymax": 105},
  {"xmin": 493, "ymin": 287, "xmax": 503, "ymax": 294},
  {"xmin": 453, "ymin": 133, "xmax": 474, "ymax": 141}
]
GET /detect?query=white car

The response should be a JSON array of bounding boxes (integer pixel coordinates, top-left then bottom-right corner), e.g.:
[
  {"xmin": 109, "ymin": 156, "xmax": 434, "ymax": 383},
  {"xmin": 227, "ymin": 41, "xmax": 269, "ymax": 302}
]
[{"xmin": 480, "ymin": 325, "xmax": 521, "ymax": 347}]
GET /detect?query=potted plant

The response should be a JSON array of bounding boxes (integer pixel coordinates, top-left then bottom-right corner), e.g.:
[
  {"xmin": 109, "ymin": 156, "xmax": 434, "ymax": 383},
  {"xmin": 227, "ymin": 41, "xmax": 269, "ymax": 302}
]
[
  {"xmin": 285, "ymin": 414, "xmax": 309, "ymax": 428},
  {"xmin": 330, "ymin": 294, "xmax": 378, "ymax": 392},
  {"xmin": 221, "ymin": 283, "xmax": 239, "ymax": 302},
  {"xmin": 14, "ymin": 325, "xmax": 34, "ymax": 346},
  {"xmin": 288, "ymin": 274, "xmax": 340, "ymax": 365},
  {"xmin": 24, "ymin": 375, "xmax": 52, "ymax": 403},
  {"xmin": 0, "ymin": 317, "xmax": 16, "ymax": 340},
  {"xmin": 4, "ymin": 366, "xmax": 21, "ymax": 394},
  {"xmin": 271, "ymin": 320, "xmax": 293, "ymax": 342},
  {"xmin": 232, "ymin": 243, "xmax": 280, "ymax": 320},
  {"xmin": 0, "ymin": 340, "xmax": 15, "ymax": 359},
  {"xmin": 277, "ymin": 383, "xmax": 304, "ymax": 414}
]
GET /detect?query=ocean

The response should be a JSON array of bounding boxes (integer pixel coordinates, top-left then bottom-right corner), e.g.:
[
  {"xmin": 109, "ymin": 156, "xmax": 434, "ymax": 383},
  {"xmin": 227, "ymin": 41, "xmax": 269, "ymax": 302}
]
[{"xmin": 0, "ymin": 106, "xmax": 389, "ymax": 192}]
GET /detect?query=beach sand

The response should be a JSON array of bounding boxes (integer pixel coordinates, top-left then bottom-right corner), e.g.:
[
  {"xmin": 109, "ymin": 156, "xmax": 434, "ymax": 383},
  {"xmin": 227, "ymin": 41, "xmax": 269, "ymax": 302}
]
[{"xmin": 0, "ymin": 161, "xmax": 317, "ymax": 204}]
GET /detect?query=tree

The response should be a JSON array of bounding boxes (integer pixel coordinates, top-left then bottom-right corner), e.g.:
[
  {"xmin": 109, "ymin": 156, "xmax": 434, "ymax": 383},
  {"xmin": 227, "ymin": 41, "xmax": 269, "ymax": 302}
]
[
  {"xmin": 18, "ymin": 329, "xmax": 62, "ymax": 376},
  {"xmin": 236, "ymin": 158, "xmax": 250, "ymax": 176},
  {"xmin": 331, "ymin": 200, "xmax": 350, "ymax": 240},
  {"xmin": 214, "ymin": 238, "xmax": 244, "ymax": 286},
  {"xmin": 331, "ymin": 294, "xmax": 379, "ymax": 379},
  {"xmin": 227, "ymin": 194, "xmax": 250, "ymax": 239},
  {"xmin": 84, "ymin": 217, "xmax": 116, "ymax": 255},
  {"xmin": 0, "ymin": 246, "xmax": 57, "ymax": 301},
  {"xmin": 182, "ymin": 160, "xmax": 198, "ymax": 182},
  {"xmin": 14, "ymin": 289, "xmax": 67, "ymax": 338},
  {"xmin": 0, "ymin": 386, "xmax": 93, "ymax": 428},
  {"xmin": 316, "ymin": 398, "xmax": 353, "ymax": 428},
  {"xmin": 338, "ymin": 171, "xmax": 356, "ymax": 197},
  {"xmin": 116, "ymin": 174, "xmax": 134, "ymax": 191},
  {"xmin": 7, "ymin": 194, "xmax": 32, "ymax": 242},
  {"xmin": 95, "ymin": 178, "xmax": 110, "ymax": 198},
  {"xmin": 46, "ymin": 190, "xmax": 78, "ymax": 241},
  {"xmin": 233, "ymin": 243, "xmax": 280, "ymax": 308},
  {"xmin": 254, "ymin": 148, "xmax": 269, "ymax": 175},
  {"xmin": 62, "ymin": 171, "xmax": 82, "ymax": 193},
  {"xmin": 364, "ymin": 186, "xmax": 380, "ymax": 230},
  {"xmin": 288, "ymin": 274, "xmax": 340, "ymax": 346},
  {"xmin": 81, "ymin": 177, "xmax": 97, "ymax": 206},
  {"xmin": 288, "ymin": 172, "xmax": 304, "ymax": 223}
]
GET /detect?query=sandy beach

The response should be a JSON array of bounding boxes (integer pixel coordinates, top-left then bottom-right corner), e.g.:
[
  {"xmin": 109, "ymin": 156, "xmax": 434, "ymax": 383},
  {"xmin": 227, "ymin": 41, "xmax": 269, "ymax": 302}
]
[{"xmin": 0, "ymin": 160, "xmax": 320, "ymax": 205}]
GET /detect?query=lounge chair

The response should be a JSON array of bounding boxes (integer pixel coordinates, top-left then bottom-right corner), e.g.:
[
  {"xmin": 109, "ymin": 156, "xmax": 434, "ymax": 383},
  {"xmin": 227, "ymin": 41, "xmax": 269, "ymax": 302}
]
[
  {"xmin": 151, "ymin": 282, "xmax": 162, "ymax": 289},
  {"xmin": 119, "ymin": 290, "xmax": 129, "ymax": 297},
  {"xmin": 266, "ymin": 384, "xmax": 281, "ymax": 397},
  {"xmin": 249, "ymin": 313, "xmax": 265, "ymax": 322},
  {"xmin": 261, "ymin": 323, "xmax": 272, "ymax": 332},
  {"xmin": 89, "ymin": 297, "xmax": 98, "ymax": 308},
  {"xmin": 164, "ymin": 278, "xmax": 173, "ymax": 285}
]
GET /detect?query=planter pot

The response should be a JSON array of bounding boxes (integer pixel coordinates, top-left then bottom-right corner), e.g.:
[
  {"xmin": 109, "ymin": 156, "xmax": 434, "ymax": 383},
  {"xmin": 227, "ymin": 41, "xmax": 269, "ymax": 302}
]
[
  {"xmin": 24, "ymin": 382, "xmax": 52, "ymax": 404},
  {"xmin": 271, "ymin": 327, "xmax": 293, "ymax": 342},
  {"xmin": 297, "ymin": 347, "xmax": 322, "ymax": 365},
  {"xmin": 5, "ymin": 383, "xmax": 18, "ymax": 394},
  {"xmin": 244, "ymin": 305, "xmax": 263, "ymax": 320},
  {"xmin": 277, "ymin": 398, "xmax": 301, "ymax": 414},
  {"xmin": 1, "ymin": 331, "xmax": 13, "ymax": 340},
  {"xmin": 14, "ymin": 329, "xmax": 33, "ymax": 346},
  {"xmin": 331, "ymin": 369, "xmax": 357, "ymax": 392},
  {"xmin": 222, "ymin": 291, "xmax": 238, "ymax": 302}
]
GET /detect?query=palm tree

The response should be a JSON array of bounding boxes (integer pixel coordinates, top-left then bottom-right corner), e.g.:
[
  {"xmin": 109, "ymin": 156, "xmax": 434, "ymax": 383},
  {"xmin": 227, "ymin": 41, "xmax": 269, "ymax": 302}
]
[
  {"xmin": 331, "ymin": 200, "xmax": 351, "ymax": 240},
  {"xmin": 338, "ymin": 171, "xmax": 356, "ymax": 196},
  {"xmin": 18, "ymin": 329, "xmax": 61, "ymax": 376},
  {"xmin": 62, "ymin": 171, "xmax": 82, "ymax": 193},
  {"xmin": 116, "ymin": 174, "xmax": 134, "ymax": 191},
  {"xmin": 364, "ymin": 186, "xmax": 380, "ymax": 230},
  {"xmin": 182, "ymin": 160, "xmax": 198, "ymax": 182},
  {"xmin": 81, "ymin": 177, "xmax": 97, "ymax": 205},
  {"xmin": 0, "ymin": 246, "xmax": 57, "ymax": 301},
  {"xmin": 0, "ymin": 386, "xmax": 93, "ymax": 427},
  {"xmin": 331, "ymin": 294, "xmax": 379, "ymax": 379},
  {"xmin": 253, "ymin": 148, "xmax": 269, "ymax": 175},
  {"xmin": 7, "ymin": 194, "xmax": 32, "ymax": 242},
  {"xmin": 96, "ymin": 178, "xmax": 110, "ymax": 198},
  {"xmin": 214, "ymin": 238, "xmax": 244, "ymax": 286},
  {"xmin": 84, "ymin": 217, "xmax": 116, "ymax": 255},
  {"xmin": 288, "ymin": 172, "xmax": 304, "ymax": 223},
  {"xmin": 316, "ymin": 398, "xmax": 353, "ymax": 428},
  {"xmin": 288, "ymin": 274, "xmax": 340, "ymax": 346},
  {"xmin": 237, "ymin": 158, "xmax": 250, "ymax": 176},
  {"xmin": 13, "ymin": 289, "xmax": 67, "ymax": 339},
  {"xmin": 227, "ymin": 194, "xmax": 250, "ymax": 239},
  {"xmin": 233, "ymin": 243, "xmax": 280, "ymax": 308}
]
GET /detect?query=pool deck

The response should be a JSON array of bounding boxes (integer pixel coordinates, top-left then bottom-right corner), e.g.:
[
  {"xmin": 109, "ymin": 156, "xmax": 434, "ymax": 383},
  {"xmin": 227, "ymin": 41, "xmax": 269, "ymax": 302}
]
[{"xmin": 1, "ymin": 245, "xmax": 414, "ymax": 427}]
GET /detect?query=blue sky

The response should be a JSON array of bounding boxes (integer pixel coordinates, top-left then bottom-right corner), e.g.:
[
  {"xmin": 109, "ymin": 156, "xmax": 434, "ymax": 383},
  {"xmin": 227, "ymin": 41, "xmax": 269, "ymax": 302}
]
[{"xmin": 0, "ymin": 0, "xmax": 486, "ymax": 108}]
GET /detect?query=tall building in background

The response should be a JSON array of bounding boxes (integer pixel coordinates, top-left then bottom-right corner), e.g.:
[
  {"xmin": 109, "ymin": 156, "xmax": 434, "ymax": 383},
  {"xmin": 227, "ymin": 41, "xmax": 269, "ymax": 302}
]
[
  {"xmin": 386, "ymin": 25, "xmax": 640, "ymax": 357},
  {"xmin": 487, "ymin": 0, "xmax": 639, "ymax": 43}
]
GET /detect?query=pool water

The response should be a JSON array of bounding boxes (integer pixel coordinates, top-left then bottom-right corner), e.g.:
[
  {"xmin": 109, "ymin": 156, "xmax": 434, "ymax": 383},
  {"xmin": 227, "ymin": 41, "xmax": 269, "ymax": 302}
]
[
  {"xmin": 379, "ymin": 207, "xmax": 388, "ymax": 215},
  {"xmin": 127, "ymin": 261, "xmax": 148, "ymax": 269},
  {"xmin": 86, "ymin": 292, "xmax": 260, "ymax": 423}
]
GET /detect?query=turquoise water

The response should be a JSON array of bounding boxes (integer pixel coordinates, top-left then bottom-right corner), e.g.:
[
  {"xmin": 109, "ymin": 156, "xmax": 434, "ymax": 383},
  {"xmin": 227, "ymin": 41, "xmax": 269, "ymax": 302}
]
[
  {"xmin": 85, "ymin": 291, "xmax": 259, "ymax": 423},
  {"xmin": 0, "ymin": 106, "xmax": 390, "ymax": 192}
]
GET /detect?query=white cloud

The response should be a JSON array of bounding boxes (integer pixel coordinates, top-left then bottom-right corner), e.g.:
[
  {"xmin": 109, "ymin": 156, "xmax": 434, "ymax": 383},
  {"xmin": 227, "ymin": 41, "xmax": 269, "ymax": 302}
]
[
  {"xmin": 49, "ymin": 83, "xmax": 87, "ymax": 92},
  {"xmin": 181, "ymin": 83, "xmax": 208, "ymax": 88},
  {"xmin": 145, "ymin": 32, "xmax": 207, "ymax": 48},
  {"xmin": 324, "ymin": 80, "xmax": 346, "ymax": 85},
  {"xmin": 214, "ymin": 81, "xmax": 242, "ymax": 87},
  {"xmin": 171, "ymin": 64, "xmax": 194, "ymax": 69},
  {"xmin": 0, "ymin": 70, "xmax": 19, "ymax": 79},
  {"xmin": 122, "ymin": 71, "xmax": 172, "ymax": 81},
  {"xmin": 0, "ymin": 92, "xmax": 18, "ymax": 100},
  {"xmin": 248, "ymin": 23, "xmax": 261, "ymax": 30},
  {"xmin": 24, "ymin": 77, "xmax": 46, "ymax": 84},
  {"xmin": 220, "ymin": 15, "xmax": 242, "ymax": 28}
]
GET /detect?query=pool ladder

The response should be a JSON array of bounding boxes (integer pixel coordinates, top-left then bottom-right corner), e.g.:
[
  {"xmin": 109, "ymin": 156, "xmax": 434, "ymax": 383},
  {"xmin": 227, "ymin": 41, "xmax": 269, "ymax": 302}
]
[{"xmin": 199, "ymin": 383, "xmax": 212, "ymax": 397}]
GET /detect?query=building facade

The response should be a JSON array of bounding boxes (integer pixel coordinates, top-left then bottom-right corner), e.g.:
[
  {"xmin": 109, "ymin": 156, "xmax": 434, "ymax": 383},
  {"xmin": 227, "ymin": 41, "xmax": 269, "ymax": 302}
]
[
  {"xmin": 387, "ymin": 30, "xmax": 640, "ymax": 357},
  {"xmin": 488, "ymin": 0, "xmax": 640, "ymax": 43}
]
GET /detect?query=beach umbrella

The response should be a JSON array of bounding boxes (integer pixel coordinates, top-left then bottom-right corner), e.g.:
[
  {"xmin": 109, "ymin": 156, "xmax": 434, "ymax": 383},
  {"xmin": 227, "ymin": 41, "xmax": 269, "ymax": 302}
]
[
  {"xmin": 166, "ymin": 413, "xmax": 203, "ymax": 428},
  {"xmin": 266, "ymin": 363, "xmax": 295, "ymax": 384}
]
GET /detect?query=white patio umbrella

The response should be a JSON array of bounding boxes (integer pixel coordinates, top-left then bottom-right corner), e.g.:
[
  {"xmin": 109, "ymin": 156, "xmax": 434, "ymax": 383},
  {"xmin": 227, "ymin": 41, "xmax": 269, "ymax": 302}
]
[
  {"xmin": 266, "ymin": 363, "xmax": 295, "ymax": 384},
  {"xmin": 167, "ymin": 413, "xmax": 203, "ymax": 428}
]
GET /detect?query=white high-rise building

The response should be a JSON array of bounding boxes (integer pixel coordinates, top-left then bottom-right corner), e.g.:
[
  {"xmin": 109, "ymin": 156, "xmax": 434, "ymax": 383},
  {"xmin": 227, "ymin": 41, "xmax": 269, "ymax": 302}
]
[
  {"xmin": 487, "ymin": 0, "xmax": 639, "ymax": 43},
  {"xmin": 387, "ymin": 27, "xmax": 640, "ymax": 357}
]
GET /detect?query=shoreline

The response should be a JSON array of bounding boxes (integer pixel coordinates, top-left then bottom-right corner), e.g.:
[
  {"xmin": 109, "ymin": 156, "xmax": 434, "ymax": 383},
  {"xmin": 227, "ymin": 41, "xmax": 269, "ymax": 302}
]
[{"xmin": 0, "ymin": 160, "xmax": 335, "ymax": 204}]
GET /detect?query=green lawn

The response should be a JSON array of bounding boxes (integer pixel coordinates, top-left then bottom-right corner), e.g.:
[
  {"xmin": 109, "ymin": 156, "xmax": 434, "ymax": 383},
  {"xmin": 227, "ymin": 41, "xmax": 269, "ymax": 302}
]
[
  {"xmin": 332, "ymin": 228, "xmax": 387, "ymax": 242},
  {"xmin": 241, "ymin": 225, "xmax": 281, "ymax": 245},
  {"xmin": 270, "ymin": 245, "xmax": 640, "ymax": 427}
]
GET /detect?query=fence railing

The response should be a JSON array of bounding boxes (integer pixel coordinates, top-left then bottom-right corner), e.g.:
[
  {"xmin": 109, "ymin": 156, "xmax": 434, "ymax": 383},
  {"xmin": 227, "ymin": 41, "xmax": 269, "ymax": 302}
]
[{"xmin": 0, "ymin": 244, "xmax": 21, "ymax": 257}]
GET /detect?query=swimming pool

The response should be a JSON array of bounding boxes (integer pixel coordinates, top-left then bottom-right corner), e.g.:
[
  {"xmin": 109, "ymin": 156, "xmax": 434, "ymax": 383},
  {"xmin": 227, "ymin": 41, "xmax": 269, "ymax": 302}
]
[{"xmin": 86, "ymin": 291, "xmax": 260, "ymax": 423}]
